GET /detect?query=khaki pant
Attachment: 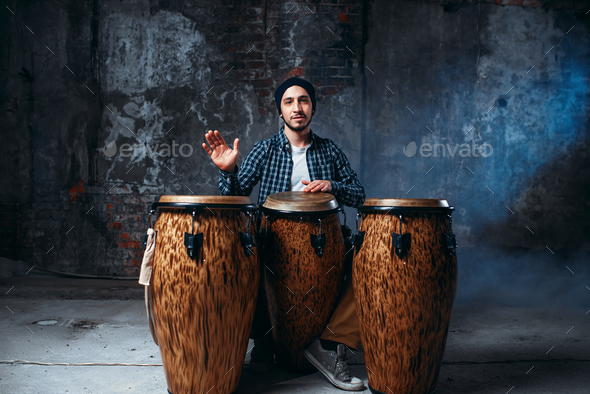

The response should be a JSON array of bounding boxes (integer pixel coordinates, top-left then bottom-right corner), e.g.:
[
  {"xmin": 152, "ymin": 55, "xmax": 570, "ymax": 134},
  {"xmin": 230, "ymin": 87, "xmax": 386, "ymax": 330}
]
[{"xmin": 320, "ymin": 278, "xmax": 361, "ymax": 350}]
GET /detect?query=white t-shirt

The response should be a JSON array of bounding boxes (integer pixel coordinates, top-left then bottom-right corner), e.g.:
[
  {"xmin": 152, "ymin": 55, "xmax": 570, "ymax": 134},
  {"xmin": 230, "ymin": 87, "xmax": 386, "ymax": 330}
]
[{"xmin": 289, "ymin": 142, "xmax": 312, "ymax": 191}]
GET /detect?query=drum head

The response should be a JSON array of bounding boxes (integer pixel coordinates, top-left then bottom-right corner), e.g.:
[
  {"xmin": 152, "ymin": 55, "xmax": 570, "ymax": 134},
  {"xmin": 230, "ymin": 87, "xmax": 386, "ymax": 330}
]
[
  {"xmin": 360, "ymin": 198, "xmax": 452, "ymax": 212},
  {"xmin": 262, "ymin": 192, "xmax": 339, "ymax": 214},
  {"xmin": 154, "ymin": 195, "xmax": 254, "ymax": 210}
]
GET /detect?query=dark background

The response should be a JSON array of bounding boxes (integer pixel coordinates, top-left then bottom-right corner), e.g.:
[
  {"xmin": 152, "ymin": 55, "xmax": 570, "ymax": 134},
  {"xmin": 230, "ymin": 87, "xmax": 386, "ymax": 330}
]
[{"xmin": 1, "ymin": 0, "xmax": 589, "ymax": 303}]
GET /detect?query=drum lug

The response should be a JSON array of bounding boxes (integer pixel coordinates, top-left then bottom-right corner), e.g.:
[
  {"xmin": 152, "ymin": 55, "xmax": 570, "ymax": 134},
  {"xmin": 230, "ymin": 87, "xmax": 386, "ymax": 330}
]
[
  {"xmin": 148, "ymin": 209, "xmax": 155, "ymax": 230},
  {"xmin": 445, "ymin": 213, "xmax": 457, "ymax": 255},
  {"xmin": 341, "ymin": 225, "xmax": 352, "ymax": 243},
  {"xmin": 144, "ymin": 209, "xmax": 157, "ymax": 246},
  {"xmin": 184, "ymin": 232, "xmax": 203, "ymax": 260},
  {"xmin": 392, "ymin": 232, "xmax": 411, "ymax": 258},
  {"xmin": 240, "ymin": 232, "xmax": 256, "ymax": 256},
  {"xmin": 351, "ymin": 212, "xmax": 365, "ymax": 251},
  {"xmin": 310, "ymin": 233, "xmax": 327, "ymax": 257},
  {"xmin": 392, "ymin": 214, "xmax": 411, "ymax": 258},
  {"xmin": 445, "ymin": 233, "xmax": 457, "ymax": 255},
  {"xmin": 239, "ymin": 210, "xmax": 256, "ymax": 257},
  {"xmin": 351, "ymin": 231, "xmax": 365, "ymax": 250},
  {"xmin": 184, "ymin": 207, "xmax": 203, "ymax": 260}
]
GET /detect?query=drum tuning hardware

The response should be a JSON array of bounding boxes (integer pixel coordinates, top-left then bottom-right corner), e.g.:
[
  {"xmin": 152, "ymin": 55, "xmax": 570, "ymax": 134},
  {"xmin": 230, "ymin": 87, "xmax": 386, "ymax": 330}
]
[
  {"xmin": 148, "ymin": 209, "xmax": 155, "ymax": 229},
  {"xmin": 445, "ymin": 213, "xmax": 457, "ymax": 255},
  {"xmin": 259, "ymin": 214, "xmax": 271, "ymax": 252},
  {"xmin": 240, "ymin": 233, "xmax": 255, "ymax": 256},
  {"xmin": 144, "ymin": 209, "xmax": 156, "ymax": 246},
  {"xmin": 392, "ymin": 214, "xmax": 411, "ymax": 258},
  {"xmin": 240, "ymin": 211, "xmax": 256, "ymax": 257},
  {"xmin": 351, "ymin": 231, "xmax": 365, "ymax": 250},
  {"xmin": 184, "ymin": 208, "xmax": 203, "ymax": 260},
  {"xmin": 445, "ymin": 233, "xmax": 458, "ymax": 255},
  {"xmin": 310, "ymin": 218, "xmax": 326, "ymax": 257},
  {"xmin": 340, "ymin": 209, "xmax": 352, "ymax": 243},
  {"xmin": 351, "ymin": 213, "xmax": 365, "ymax": 250}
]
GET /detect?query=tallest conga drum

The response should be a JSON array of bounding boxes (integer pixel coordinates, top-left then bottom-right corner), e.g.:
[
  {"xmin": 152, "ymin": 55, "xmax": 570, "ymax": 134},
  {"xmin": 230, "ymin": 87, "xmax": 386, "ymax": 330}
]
[
  {"xmin": 353, "ymin": 199, "xmax": 458, "ymax": 394},
  {"xmin": 148, "ymin": 196, "xmax": 259, "ymax": 394}
]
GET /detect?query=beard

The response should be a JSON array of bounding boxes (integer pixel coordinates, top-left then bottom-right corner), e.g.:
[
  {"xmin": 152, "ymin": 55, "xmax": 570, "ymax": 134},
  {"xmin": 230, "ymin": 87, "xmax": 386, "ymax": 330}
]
[{"xmin": 283, "ymin": 113, "xmax": 313, "ymax": 132}]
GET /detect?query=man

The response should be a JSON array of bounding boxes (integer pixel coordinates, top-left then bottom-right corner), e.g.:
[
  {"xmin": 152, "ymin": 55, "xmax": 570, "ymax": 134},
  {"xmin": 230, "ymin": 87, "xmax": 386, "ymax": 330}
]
[{"xmin": 202, "ymin": 77, "xmax": 366, "ymax": 391}]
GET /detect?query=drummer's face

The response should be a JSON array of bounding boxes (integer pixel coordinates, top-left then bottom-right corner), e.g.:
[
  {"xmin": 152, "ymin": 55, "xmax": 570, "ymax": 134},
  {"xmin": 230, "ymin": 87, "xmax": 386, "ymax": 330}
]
[{"xmin": 280, "ymin": 86, "xmax": 314, "ymax": 132}]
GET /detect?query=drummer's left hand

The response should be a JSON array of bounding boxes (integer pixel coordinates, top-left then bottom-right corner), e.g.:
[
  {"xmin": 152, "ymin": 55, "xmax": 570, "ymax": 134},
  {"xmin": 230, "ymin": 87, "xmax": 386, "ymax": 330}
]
[{"xmin": 302, "ymin": 179, "xmax": 332, "ymax": 193}]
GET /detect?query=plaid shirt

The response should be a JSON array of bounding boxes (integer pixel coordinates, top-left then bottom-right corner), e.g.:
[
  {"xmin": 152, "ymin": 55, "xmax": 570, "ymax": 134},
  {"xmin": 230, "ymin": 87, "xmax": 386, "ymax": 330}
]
[{"xmin": 219, "ymin": 126, "xmax": 365, "ymax": 208}]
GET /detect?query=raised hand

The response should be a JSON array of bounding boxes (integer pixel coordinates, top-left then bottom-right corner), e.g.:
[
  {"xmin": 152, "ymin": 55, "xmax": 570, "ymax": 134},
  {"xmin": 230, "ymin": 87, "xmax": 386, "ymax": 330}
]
[{"xmin": 202, "ymin": 130, "xmax": 240, "ymax": 173}]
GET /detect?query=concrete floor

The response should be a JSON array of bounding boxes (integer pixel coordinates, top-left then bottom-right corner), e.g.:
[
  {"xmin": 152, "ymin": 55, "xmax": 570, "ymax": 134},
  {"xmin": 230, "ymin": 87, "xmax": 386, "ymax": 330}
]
[{"xmin": 1, "ymin": 275, "xmax": 589, "ymax": 394}]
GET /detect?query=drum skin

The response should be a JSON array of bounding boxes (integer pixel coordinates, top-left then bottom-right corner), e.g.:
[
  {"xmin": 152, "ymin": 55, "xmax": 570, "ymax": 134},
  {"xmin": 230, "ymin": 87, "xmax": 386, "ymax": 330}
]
[
  {"xmin": 261, "ymin": 212, "xmax": 346, "ymax": 372},
  {"xmin": 353, "ymin": 211, "xmax": 457, "ymax": 394},
  {"xmin": 149, "ymin": 208, "xmax": 259, "ymax": 394}
]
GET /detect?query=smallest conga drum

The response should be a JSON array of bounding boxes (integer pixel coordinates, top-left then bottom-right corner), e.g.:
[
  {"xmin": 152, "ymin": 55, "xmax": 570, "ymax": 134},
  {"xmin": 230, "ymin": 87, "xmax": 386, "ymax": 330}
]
[
  {"xmin": 260, "ymin": 192, "xmax": 347, "ymax": 372},
  {"xmin": 352, "ymin": 199, "xmax": 458, "ymax": 394},
  {"xmin": 148, "ymin": 196, "xmax": 259, "ymax": 394}
]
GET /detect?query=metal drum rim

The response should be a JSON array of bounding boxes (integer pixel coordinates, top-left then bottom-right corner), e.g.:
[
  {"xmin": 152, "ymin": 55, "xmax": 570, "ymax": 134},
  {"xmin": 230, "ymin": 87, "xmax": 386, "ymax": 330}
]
[
  {"xmin": 152, "ymin": 202, "xmax": 257, "ymax": 210},
  {"xmin": 157, "ymin": 194, "xmax": 253, "ymax": 204},
  {"xmin": 260, "ymin": 205, "xmax": 342, "ymax": 216},
  {"xmin": 359, "ymin": 198, "xmax": 453, "ymax": 213},
  {"xmin": 152, "ymin": 195, "xmax": 256, "ymax": 211},
  {"xmin": 262, "ymin": 191, "xmax": 340, "ymax": 214}
]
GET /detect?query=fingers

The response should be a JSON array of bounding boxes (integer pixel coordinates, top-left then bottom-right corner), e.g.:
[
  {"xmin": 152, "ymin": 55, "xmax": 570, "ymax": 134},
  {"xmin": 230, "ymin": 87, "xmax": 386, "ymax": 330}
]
[
  {"xmin": 303, "ymin": 180, "xmax": 322, "ymax": 192},
  {"xmin": 312, "ymin": 182, "xmax": 324, "ymax": 192},
  {"xmin": 202, "ymin": 143, "xmax": 213, "ymax": 156},
  {"xmin": 206, "ymin": 130, "xmax": 236, "ymax": 152},
  {"xmin": 214, "ymin": 130, "xmax": 228, "ymax": 147},
  {"xmin": 205, "ymin": 130, "xmax": 217, "ymax": 149},
  {"xmin": 233, "ymin": 138, "xmax": 239, "ymax": 152},
  {"xmin": 205, "ymin": 130, "xmax": 222, "ymax": 148},
  {"xmin": 302, "ymin": 180, "xmax": 332, "ymax": 193}
]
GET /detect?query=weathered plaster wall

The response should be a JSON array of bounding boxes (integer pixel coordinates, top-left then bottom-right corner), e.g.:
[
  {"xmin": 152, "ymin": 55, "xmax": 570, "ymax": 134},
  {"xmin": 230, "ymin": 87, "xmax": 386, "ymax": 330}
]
[{"xmin": 364, "ymin": 0, "xmax": 590, "ymax": 251}]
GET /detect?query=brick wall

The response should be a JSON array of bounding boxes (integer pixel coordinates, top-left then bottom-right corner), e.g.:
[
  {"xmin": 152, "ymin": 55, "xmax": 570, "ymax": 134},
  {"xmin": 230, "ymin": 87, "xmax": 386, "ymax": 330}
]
[{"xmin": 2, "ymin": 0, "xmax": 589, "ymax": 275}]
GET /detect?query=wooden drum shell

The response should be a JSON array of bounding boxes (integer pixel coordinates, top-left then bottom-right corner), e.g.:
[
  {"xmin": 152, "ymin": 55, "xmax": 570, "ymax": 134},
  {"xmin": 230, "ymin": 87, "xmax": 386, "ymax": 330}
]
[
  {"xmin": 353, "ymin": 211, "xmax": 457, "ymax": 394},
  {"xmin": 260, "ymin": 212, "xmax": 346, "ymax": 372},
  {"xmin": 149, "ymin": 208, "xmax": 259, "ymax": 394}
]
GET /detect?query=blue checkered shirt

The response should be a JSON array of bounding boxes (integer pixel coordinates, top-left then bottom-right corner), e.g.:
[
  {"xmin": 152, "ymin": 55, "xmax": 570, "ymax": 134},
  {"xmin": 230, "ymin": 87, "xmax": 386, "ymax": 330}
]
[{"xmin": 219, "ymin": 127, "xmax": 365, "ymax": 208}]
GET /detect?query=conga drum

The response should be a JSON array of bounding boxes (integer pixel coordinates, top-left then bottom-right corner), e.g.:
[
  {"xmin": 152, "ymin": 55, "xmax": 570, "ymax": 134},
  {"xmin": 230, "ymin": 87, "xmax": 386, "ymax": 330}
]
[
  {"xmin": 352, "ymin": 199, "xmax": 458, "ymax": 394},
  {"xmin": 260, "ymin": 191, "xmax": 347, "ymax": 372},
  {"xmin": 148, "ymin": 196, "xmax": 259, "ymax": 394}
]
